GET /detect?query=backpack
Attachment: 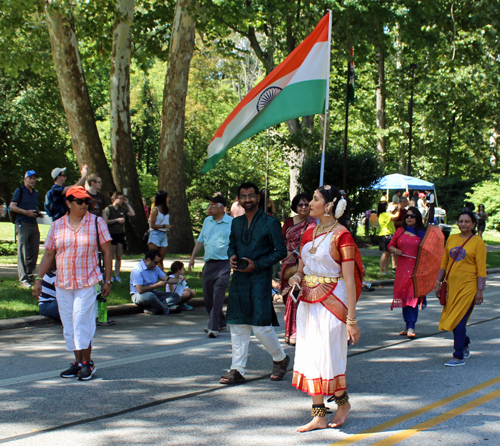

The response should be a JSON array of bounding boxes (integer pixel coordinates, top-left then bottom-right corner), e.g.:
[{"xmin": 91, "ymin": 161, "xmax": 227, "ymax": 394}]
[
  {"xmin": 8, "ymin": 187, "xmax": 23, "ymax": 224},
  {"xmin": 44, "ymin": 187, "xmax": 66, "ymax": 219}
]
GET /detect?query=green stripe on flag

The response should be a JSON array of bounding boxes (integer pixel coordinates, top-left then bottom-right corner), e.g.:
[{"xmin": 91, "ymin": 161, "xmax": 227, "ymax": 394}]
[{"xmin": 201, "ymin": 79, "xmax": 326, "ymax": 173}]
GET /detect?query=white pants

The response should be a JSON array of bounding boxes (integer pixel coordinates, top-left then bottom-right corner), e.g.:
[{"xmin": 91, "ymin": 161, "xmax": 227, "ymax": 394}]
[
  {"xmin": 230, "ymin": 324, "xmax": 286, "ymax": 375},
  {"xmin": 56, "ymin": 286, "xmax": 97, "ymax": 351}
]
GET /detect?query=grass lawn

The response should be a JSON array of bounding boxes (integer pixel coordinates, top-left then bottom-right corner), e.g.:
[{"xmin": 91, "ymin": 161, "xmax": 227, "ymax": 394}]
[
  {"xmin": 0, "ymin": 267, "xmax": 204, "ymax": 320},
  {"xmin": 0, "ymin": 221, "xmax": 51, "ymax": 242}
]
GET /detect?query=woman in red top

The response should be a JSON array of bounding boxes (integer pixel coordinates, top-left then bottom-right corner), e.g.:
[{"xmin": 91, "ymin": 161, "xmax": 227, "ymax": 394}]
[{"xmin": 388, "ymin": 207, "xmax": 427, "ymax": 339}]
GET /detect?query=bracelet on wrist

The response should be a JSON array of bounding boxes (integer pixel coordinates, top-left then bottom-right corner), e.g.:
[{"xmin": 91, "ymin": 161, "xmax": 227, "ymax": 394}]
[
  {"xmin": 35, "ymin": 277, "xmax": 43, "ymax": 282},
  {"xmin": 346, "ymin": 315, "xmax": 358, "ymax": 325}
]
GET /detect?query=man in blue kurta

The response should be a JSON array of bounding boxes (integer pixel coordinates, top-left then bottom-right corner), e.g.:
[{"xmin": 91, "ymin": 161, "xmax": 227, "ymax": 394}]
[{"xmin": 220, "ymin": 182, "xmax": 289, "ymax": 385}]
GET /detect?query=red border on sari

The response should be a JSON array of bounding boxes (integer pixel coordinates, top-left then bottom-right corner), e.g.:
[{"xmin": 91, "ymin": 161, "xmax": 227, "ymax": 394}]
[{"xmin": 292, "ymin": 371, "xmax": 347, "ymax": 396}]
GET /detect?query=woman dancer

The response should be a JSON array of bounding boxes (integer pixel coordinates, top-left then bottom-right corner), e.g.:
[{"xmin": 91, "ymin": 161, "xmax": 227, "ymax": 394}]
[
  {"xmin": 289, "ymin": 185, "xmax": 362, "ymax": 432},
  {"xmin": 435, "ymin": 209, "xmax": 486, "ymax": 366},
  {"xmin": 388, "ymin": 207, "xmax": 427, "ymax": 338},
  {"xmin": 280, "ymin": 192, "xmax": 316, "ymax": 345}
]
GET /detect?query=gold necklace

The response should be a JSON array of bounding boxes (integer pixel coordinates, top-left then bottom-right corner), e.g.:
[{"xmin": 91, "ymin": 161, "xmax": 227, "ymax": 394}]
[
  {"xmin": 316, "ymin": 219, "xmax": 336, "ymax": 232},
  {"xmin": 309, "ymin": 220, "xmax": 338, "ymax": 254}
]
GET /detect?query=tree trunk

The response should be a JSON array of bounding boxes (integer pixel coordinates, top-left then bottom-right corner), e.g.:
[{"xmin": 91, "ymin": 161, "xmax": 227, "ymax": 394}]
[
  {"xmin": 157, "ymin": 0, "xmax": 197, "ymax": 254},
  {"xmin": 110, "ymin": 0, "xmax": 148, "ymax": 253},
  {"xmin": 286, "ymin": 115, "xmax": 315, "ymax": 200},
  {"xmin": 376, "ymin": 51, "xmax": 386, "ymax": 163},
  {"xmin": 44, "ymin": 2, "xmax": 115, "ymax": 194}
]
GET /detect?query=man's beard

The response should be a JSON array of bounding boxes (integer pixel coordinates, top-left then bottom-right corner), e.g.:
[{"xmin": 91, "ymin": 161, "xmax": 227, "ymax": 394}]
[{"xmin": 242, "ymin": 201, "xmax": 258, "ymax": 211}]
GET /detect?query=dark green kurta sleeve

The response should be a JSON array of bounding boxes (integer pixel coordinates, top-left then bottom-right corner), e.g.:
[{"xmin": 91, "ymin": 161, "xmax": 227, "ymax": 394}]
[{"xmin": 253, "ymin": 217, "xmax": 287, "ymax": 271}]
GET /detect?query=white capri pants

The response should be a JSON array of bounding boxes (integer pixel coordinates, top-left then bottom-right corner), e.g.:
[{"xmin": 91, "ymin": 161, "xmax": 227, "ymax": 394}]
[
  {"xmin": 230, "ymin": 324, "xmax": 286, "ymax": 375},
  {"xmin": 56, "ymin": 286, "xmax": 97, "ymax": 351}
]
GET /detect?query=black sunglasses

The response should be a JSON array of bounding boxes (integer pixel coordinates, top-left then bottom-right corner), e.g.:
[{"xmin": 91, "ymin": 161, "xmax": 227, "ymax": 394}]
[
  {"xmin": 405, "ymin": 214, "xmax": 417, "ymax": 219},
  {"xmin": 69, "ymin": 198, "xmax": 91, "ymax": 205}
]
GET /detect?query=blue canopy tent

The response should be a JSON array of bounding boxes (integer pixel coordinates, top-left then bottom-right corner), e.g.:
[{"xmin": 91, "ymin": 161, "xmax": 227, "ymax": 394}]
[
  {"xmin": 371, "ymin": 174, "xmax": 438, "ymax": 206},
  {"xmin": 371, "ymin": 174, "xmax": 434, "ymax": 190}
]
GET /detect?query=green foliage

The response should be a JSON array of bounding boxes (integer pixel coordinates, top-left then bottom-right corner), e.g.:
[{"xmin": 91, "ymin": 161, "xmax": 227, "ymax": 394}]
[
  {"xmin": 0, "ymin": 242, "xmax": 16, "ymax": 256},
  {"xmin": 139, "ymin": 173, "xmax": 159, "ymax": 205},
  {"xmin": 467, "ymin": 176, "xmax": 500, "ymax": 230},
  {"xmin": 432, "ymin": 177, "xmax": 480, "ymax": 219},
  {"xmin": 298, "ymin": 145, "xmax": 384, "ymax": 220},
  {"xmin": 0, "ymin": 70, "xmax": 77, "ymax": 205}
]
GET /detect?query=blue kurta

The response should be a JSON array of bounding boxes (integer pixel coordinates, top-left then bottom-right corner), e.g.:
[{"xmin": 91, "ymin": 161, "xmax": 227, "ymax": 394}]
[{"xmin": 226, "ymin": 209, "xmax": 287, "ymax": 326}]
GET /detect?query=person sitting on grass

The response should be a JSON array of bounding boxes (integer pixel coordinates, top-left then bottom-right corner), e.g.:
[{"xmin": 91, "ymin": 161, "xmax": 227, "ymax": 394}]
[
  {"xmin": 130, "ymin": 249, "xmax": 182, "ymax": 315},
  {"xmin": 168, "ymin": 261, "xmax": 195, "ymax": 311}
]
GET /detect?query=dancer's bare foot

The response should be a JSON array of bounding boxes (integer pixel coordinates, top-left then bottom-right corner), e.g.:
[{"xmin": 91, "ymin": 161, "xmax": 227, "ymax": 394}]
[
  {"xmin": 328, "ymin": 402, "xmax": 351, "ymax": 428},
  {"xmin": 296, "ymin": 417, "xmax": 327, "ymax": 432}
]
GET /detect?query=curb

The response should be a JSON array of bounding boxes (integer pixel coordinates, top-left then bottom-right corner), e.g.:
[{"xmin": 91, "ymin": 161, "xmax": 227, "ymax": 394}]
[
  {"xmin": 0, "ymin": 297, "xmax": 220, "ymax": 332},
  {"xmin": 2, "ymin": 269, "xmax": 500, "ymax": 332}
]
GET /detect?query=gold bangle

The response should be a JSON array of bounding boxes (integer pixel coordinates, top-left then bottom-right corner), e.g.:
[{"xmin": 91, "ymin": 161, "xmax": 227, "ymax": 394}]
[{"xmin": 346, "ymin": 320, "xmax": 358, "ymax": 325}]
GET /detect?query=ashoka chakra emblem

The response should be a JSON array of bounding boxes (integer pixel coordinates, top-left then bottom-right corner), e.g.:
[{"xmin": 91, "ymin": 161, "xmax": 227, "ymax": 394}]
[{"xmin": 256, "ymin": 86, "xmax": 282, "ymax": 112}]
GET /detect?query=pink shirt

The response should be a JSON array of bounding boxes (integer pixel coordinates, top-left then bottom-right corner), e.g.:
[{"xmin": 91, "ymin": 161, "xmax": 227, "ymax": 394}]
[{"xmin": 45, "ymin": 212, "xmax": 112, "ymax": 289}]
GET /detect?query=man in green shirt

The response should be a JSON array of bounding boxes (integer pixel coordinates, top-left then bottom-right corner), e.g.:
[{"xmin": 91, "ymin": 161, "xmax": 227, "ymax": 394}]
[{"xmin": 219, "ymin": 182, "xmax": 289, "ymax": 385}]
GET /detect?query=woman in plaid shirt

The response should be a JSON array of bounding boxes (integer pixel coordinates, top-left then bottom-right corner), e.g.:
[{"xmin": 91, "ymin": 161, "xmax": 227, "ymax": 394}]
[{"xmin": 33, "ymin": 186, "xmax": 112, "ymax": 381}]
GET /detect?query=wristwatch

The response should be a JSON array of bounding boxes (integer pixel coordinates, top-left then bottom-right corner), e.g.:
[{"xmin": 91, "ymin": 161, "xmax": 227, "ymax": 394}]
[{"xmin": 104, "ymin": 280, "xmax": 111, "ymax": 284}]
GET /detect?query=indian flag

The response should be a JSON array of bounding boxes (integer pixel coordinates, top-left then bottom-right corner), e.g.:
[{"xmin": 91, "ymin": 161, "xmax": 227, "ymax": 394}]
[{"xmin": 201, "ymin": 11, "xmax": 332, "ymax": 173}]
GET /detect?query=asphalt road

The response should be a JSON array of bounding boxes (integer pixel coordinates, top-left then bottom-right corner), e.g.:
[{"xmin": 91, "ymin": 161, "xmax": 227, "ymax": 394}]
[{"xmin": 1, "ymin": 276, "xmax": 500, "ymax": 446}]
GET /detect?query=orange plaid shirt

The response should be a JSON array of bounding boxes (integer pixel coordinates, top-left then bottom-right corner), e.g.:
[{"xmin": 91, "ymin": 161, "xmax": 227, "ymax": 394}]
[{"xmin": 45, "ymin": 212, "xmax": 112, "ymax": 289}]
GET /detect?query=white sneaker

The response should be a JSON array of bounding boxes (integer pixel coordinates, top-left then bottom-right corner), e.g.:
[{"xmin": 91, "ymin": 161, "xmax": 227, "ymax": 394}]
[
  {"xmin": 207, "ymin": 330, "xmax": 219, "ymax": 338},
  {"xmin": 114, "ymin": 276, "xmax": 122, "ymax": 283}
]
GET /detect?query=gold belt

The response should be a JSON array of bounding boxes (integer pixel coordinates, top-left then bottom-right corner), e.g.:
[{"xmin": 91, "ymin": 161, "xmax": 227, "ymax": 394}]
[{"xmin": 303, "ymin": 274, "xmax": 341, "ymax": 287}]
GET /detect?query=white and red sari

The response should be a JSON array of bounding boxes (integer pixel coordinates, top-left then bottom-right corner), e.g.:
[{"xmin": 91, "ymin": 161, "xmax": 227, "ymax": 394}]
[{"xmin": 292, "ymin": 224, "xmax": 362, "ymax": 396}]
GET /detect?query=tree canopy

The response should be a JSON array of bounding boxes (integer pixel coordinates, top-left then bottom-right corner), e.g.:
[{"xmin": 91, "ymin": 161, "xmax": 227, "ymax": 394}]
[{"xmin": 1, "ymin": 0, "xmax": 499, "ymax": 231}]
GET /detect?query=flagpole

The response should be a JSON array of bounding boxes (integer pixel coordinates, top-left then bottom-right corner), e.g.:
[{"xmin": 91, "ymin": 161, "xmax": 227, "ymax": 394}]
[
  {"xmin": 319, "ymin": 10, "xmax": 332, "ymax": 187},
  {"xmin": 343, "ymin": 48, "xmax": 354, "ymax": 191}
]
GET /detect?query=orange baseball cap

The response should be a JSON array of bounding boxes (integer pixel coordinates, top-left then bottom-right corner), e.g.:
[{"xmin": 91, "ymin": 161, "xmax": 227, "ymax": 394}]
[{"xmin": 66, "ymin": 186, "xmax": 92, "ymax": 200}]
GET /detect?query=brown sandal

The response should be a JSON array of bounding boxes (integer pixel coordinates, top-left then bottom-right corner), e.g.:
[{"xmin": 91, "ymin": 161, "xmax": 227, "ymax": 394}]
[
  {"xmin": 399, "ymin": 330, "xmax": 408, "ymax": 336},
  {"xmin": 219, "ymin": 369, "xmax": 246, "ymax": 385},
  {"xmin": 270, "ymin": 355, "xmax": 290, "ymax": 381}
]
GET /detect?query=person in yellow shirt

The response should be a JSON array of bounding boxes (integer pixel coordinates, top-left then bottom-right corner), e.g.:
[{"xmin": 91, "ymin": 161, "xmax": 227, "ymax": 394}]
[{"xmin": 377, "ymin": 201, "xmax": 396, "ymax": 274}]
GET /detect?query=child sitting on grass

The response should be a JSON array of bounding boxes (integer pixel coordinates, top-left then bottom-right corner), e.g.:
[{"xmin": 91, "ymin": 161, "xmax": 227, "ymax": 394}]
[{"xmin": 168, "ymin": 261, "xmax": 195, "ymax": 311}]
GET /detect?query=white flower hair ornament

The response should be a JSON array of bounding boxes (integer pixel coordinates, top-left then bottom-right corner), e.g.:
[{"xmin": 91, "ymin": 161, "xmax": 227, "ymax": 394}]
[{"xmin": 335, "ymin": 197, "xmax": 347, "ymax": 219}]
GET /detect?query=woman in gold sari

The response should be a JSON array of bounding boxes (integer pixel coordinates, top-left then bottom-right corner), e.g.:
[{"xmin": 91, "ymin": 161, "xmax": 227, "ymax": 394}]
[{"xmin": 434, "ymin": 209, "xmax": 486, "ymax": 367}]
